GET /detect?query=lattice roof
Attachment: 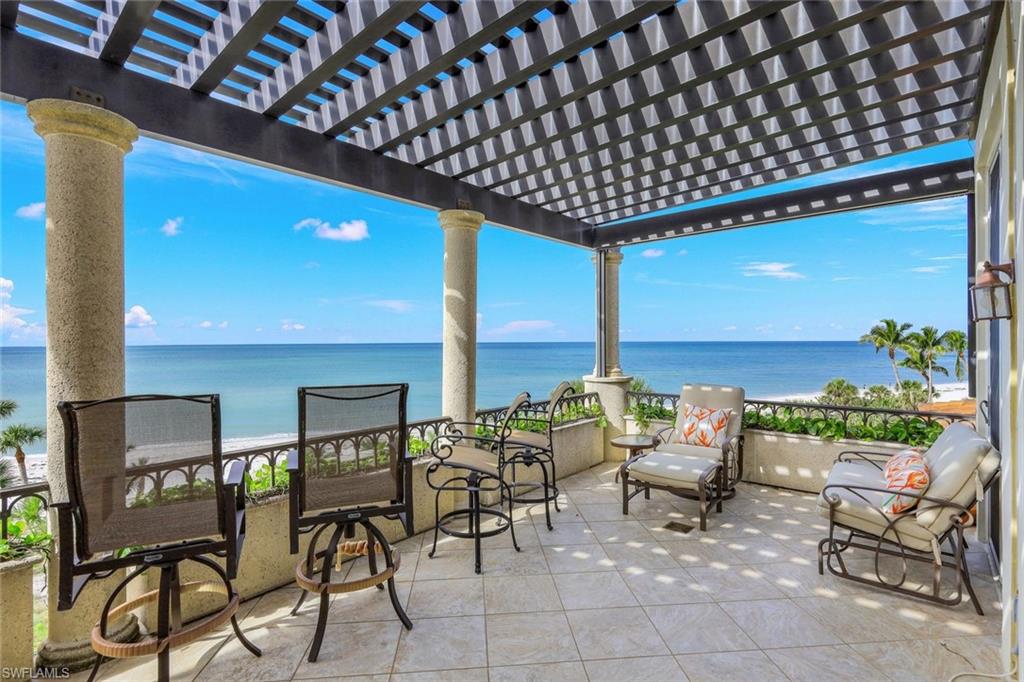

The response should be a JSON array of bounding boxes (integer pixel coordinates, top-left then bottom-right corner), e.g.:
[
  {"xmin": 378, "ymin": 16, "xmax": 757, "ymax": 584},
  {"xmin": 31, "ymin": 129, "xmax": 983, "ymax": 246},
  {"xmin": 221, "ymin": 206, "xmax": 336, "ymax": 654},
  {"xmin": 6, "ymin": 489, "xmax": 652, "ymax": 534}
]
[{"xmin": 0, "ymin": 0, "xmax": 998, "ymax": 247}]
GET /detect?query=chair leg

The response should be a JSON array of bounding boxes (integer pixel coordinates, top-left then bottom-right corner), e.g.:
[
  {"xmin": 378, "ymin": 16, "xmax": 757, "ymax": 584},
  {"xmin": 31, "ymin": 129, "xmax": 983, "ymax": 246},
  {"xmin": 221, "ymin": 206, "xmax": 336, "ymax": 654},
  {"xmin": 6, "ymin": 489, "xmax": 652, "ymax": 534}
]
[
  {"xmin": 697, "ymin": 481, "xmax": 708, "ymax": 532},
  {"xmin": 156, "ymin": 565, "xmax": 173, "ymax": 682},
  {"xmin": 85, "ymin": 655, "xmax": 105, "ymax": 682},
  {"xmin": 471, "ymin": 489, "xmax": 482, "ymax": 575},
  {"xmin": 621, "ymin": 470, "xmax": 630, "ymax": 516},
  {"xmin": 716, "ymin": 467, "xmax": 724, "ymax": 513},
  {"xmin": 230, "ymin": 614, "xmax": 263, "ymax": 657},
  {"xmin": 549, "ymin": 456, "xmax": 561, "ymax": 512},
  {"xmin": 502, "ymin": 480, "xmax": 521, "ymax": 552},
  {"xmin": 363, "ymin": 521, "xmax": 414, "ymax": 630},
  {"xmin": 365, "ymin": 528, "xmax": 385, "ymax": 591},
  {"xmin": 309, "ymin": 523, "xmax": 345, "ymax": 663},
  {"xmin": 958, "ymin": 535, "xmax": 984, "ymax": 616},
  {"xmin": 290, "ymin": 589, "xmax": 309, "ymax": 616},
  {"xmin": 428, "ymin": 488, "xmax": 442, "ymax": 558},
  {"xmin": 540, "ymin": 463, "xmax": 553, "ymax": 531}
]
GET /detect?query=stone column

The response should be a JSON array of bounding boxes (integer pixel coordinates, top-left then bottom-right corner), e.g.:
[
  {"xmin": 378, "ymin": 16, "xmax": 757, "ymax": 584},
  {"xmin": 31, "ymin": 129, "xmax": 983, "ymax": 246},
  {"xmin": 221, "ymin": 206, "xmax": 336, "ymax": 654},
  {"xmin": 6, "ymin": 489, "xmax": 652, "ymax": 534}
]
[
  {"xmin": 27, "ymin": 99, "xmax": 140, "ymax": 672},
  {"xmin": 585, "ymin": 250, "xmax": 632, "ymax": 461},
  {"xmin": 439, "ymin": 209, "xmax": 484, "ymax": 424}
]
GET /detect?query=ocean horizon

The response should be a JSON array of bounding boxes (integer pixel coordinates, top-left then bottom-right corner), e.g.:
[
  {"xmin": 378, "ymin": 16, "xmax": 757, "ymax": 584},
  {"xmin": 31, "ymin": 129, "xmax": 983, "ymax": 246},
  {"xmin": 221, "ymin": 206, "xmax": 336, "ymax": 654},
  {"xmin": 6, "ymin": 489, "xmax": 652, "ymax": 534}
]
[{"xmin": 1, "ymin": 341, "xmax": 947, "ymax": 449}]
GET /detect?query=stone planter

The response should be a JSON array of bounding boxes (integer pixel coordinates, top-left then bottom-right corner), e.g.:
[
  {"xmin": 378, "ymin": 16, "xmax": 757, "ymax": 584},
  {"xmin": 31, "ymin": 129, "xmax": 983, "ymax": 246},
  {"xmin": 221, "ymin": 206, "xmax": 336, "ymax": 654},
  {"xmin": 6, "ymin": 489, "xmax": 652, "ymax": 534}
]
[
  {"xmin": 0, "ymin": 552, "xmax": 44, "ymax": 678},
  {"xmin": 625, "ymin": 416, "xmax": 908, "ymax": 494},
  {"xmin": 742, "ymin": 430, "xmax": 906, "ymax": 493}
]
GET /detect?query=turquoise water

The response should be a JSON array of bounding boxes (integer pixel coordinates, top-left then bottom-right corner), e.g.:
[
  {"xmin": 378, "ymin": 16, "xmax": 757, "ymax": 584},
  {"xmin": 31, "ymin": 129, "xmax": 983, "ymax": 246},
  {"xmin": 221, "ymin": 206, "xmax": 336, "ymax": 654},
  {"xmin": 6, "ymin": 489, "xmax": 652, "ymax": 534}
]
[{"xmin": 1, "ymin": 342, "xmax": 905, "ymax": 443}]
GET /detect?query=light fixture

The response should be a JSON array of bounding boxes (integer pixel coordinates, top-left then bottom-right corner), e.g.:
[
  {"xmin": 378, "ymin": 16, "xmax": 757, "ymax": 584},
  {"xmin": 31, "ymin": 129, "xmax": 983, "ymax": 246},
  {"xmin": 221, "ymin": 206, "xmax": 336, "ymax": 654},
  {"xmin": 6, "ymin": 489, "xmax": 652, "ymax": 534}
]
[{"xmin": 971, "ymin": 260, "xmax": 1015, "ymax": 321}]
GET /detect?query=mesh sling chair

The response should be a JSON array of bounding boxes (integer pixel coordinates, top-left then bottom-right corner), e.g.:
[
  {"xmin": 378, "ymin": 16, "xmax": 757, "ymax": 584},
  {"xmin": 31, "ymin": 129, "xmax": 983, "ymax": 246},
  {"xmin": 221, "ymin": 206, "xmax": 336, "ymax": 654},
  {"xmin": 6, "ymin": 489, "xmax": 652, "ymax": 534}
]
[
  {"xmin": 288, "ymin": 384, "xmax": 414, "ymax": 663},
  {"xmin": 502, "ymin": 381, "xmax": 574, "ymax": 530},
  {"xmin": 425, "ymin": 393, "xmax": 535, "ymax": 573},
  {"xmin": 55, "ymin": 394, "xmax": 261, "ymax": 682}
]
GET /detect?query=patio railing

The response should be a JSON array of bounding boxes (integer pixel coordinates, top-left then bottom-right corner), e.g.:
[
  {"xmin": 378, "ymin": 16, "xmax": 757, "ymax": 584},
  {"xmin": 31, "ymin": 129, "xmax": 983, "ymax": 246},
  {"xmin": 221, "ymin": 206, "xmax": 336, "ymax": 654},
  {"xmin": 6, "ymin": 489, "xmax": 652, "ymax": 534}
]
[
  {"xmin": 0, "ymin": 480, "xmax": 48, "ymax": 540},
  {"xmin": 627, "ymin": 391, "xmax": 974, "ymax": 447},
  {"xmin": 475, "ymin": 391, "xmax": 603, "ymax": 431}
]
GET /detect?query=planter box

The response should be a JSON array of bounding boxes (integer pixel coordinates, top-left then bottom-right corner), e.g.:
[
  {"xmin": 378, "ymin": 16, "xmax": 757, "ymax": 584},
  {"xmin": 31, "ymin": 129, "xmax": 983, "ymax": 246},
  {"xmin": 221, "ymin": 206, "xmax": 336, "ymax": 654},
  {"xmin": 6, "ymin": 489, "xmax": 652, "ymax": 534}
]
[
  {"xmin": 742, "ymin": 430, "xmax": 905, "ymax": 493},
  {"xmin": 0, "ymin": 552, "xmax": 44, "ymax": 678},
  {"xmin": 625, "ymin": 416, "xmax": 907, "ymax": 494}
]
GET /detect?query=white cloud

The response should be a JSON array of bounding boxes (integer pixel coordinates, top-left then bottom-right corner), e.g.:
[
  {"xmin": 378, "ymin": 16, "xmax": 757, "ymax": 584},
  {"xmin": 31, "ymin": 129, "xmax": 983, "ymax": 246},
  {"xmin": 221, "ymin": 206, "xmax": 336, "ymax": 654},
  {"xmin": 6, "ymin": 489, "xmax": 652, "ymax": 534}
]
[
  {"xmin": 124, "ymin": 305, "xmax": 156, "ymax": 328},
  {"xmin": 0, "ymin": 278, "xmax": 44, "ymax": 339},
  {"xmin": 197, "ymin": 320, "xmax": 228, "ymax": 329},
  {"xmin": 929, "ymin": 254, "xmax": 967, "ymax": 261},
  {"xmin": 160, "ymin": 217, "xmax": 183, "ymax": 236},
  {"xmin": 910, "ymin": 265, "xmax": 949, "ymax": 274},
  {"xmin": 677, "ymin": 249, "xmax": 688, "ymax": 256},
  {"xmin": 829, "ymin": 322, "xmax": 843, "ymax": 330},
  {"xmin": 792, "ymin": 325, "xmax": 803, "ymax": 331},
  {"xmin": 489, "ymin": 320, "xmax": 555, "ymax": 335},
  {"xmin": 365, "ymin": 299, "xmax": 413, "ymax": 313},
  {"xmin": 281, "ymin": 320, "xmax": 306, "ymax": 331},
  {"xmin": 294, "ymin": 218, "xmax": 369, "ymax": 242},
  {"xmin": 15, "ymin": 202, "xmax": 45, "ymax": 219},
  {"xmin": 831, "ymin": 276, "xmax": 863, "ymax": 282},
  {"xmin": 741, "ymin": 262, "xmax": 806, "ymax": 280},
  {"xmin": 303, "ymin": 261, "xmax": 321, "ymax": 269},
  {"xmin": 722, "ymin": 325, "xmax": 738, "ymax": 331},
  {"xmin": 640, "ymin": 248, "xmax": 664, "ymax": 258},
  {"xmin": 219, "ymin": 321, "xmax": 228, "ymax": 329},
  {"xmin": 755, "ymin": 324, "xmax": 773, "ymax": 333},
  {"xmin": 0, "ymin": 277, "xmax": 12, "ymax": 300}
]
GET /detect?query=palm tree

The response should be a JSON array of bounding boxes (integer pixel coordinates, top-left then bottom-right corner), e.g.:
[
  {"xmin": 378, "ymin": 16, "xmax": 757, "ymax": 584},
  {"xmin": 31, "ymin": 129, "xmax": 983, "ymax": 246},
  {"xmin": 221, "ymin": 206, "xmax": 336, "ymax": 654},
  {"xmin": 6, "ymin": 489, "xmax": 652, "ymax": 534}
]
[
  {"xmin": 859, "ymin": 319, "xmax": 913, "ymax": 390},
  {"xmin": 901, "ymin": 327, "xmax": 950, "ymax": 400},
  {"xmin": 0, "ymin": 399, "xmax": 16, "ymax": 419},
  {"xmin": 0, "ymin": 424, "xmax": 45, "ymax": 484},
  {"xmin": 0, "ymin": 458, "xmax": 14, "ymax": 489},
  {"xmin": 942, "ymin": 330, "xmax": 968, "ymax": 382}
]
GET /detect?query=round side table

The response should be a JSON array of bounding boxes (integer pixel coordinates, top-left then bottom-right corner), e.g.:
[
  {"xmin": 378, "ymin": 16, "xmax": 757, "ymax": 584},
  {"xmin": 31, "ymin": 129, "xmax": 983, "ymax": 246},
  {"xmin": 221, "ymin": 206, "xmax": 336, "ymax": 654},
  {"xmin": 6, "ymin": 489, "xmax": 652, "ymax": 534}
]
[{"xmin": 611, "ymin": 434, "xmax": 656, "ymax": 482}]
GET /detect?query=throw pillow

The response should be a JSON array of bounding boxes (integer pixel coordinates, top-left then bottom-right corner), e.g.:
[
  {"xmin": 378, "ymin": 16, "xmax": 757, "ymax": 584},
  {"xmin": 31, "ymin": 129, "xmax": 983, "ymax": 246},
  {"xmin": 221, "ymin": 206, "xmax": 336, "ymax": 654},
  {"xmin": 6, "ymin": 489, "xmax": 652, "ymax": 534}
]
[
  {"xmin": 675, "ymin": 403, "xmax": 733, "ymax": 448},
  {"xmin": 881, "ymin": 449, "xmax": 930, "ymax": 514}
]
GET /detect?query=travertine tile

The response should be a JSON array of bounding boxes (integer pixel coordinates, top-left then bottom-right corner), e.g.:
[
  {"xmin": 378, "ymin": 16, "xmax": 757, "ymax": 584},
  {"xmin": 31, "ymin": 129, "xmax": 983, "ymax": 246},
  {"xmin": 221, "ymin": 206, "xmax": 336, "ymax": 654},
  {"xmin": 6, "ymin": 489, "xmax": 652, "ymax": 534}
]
[
  {"xmin": 676, "ymin": 650, "xmax": 788, "ymax": 682},
  {"xmin": 566, "ymin": 489, "xmax": 619, "ymax": 505},
  {"xmin": 389, "ymin": 669, "xmax": 487, "ymax": 682},
  {"xmin": 601, "ymin": 541, "xmax": 680, "ymax": 571},
  {"xmin": 575, "ymin": 502, "xmax": 627, "ymax": 522},
  {"xmin": 566, "ymin": 606, "xmax": 669, "ymax": 659},
  {"xmin": 793, "ymin": 595, "xmax": 939, "ymax": 643},
  {"xmin": 589, "ymin": 520, "xmax": 656, "ymax": 544},
  {"xmin": 291, "ymin": 621, "xmax": 403, "ymax": 679},
  {"xmin": 765, "ymin": 644, "xmax": 886, "ymax": 681},
  {"xmin": 542, "ymin": 544, "xmax": 616, "ymax": 573},
  {"xmin": 583, "ymin": 655, "xmax": 686, "ymax": 681},
  {"xmin": 721, "ymin": 535, "xmax": 793, "ymax": 564},
  {"xmin": 536, "ymin": 522, "xmax": 598, "ymax": 546},
  {"xmin": 848, "ymin": 635, "xmax": 1003, "ymax": 681},
  {"xmin": 620, "ymin": 567, "xmax": 712, "ymax": 605},
  {"xmin": 660, "ymin": 538, "xmax": 740, "ymax": 568},
  {"xmin": 487, "ymin": 661, "xmax": 587, "ymax": 682},
  {"xmin": 392, "ymin": 616, "xmax": 487, "ymax": 672},
  {"xmin": 553, "ymin": 571, "xmax": 638, "ymax": 610},
  {"xmin": 405, "ymin": 577, "xmax": 484, "ymax": 617},
  {"xmin": 685, "ymin": 564, "xmax": 786, "ymax": 601},
  {"xmin": 330, "ymin": 581, "xmax": 413, "ymax": 624},
  {"xmin": 719, "ymin": 598, "xmax": 842, "ymax": 648},
  {"xmin": 485, "ymin": 612, "xmax": 579, "ymax": 666},
  {"xmin": 645, "ymin": 603, "xmax": 756, "ymax": 654},
  {"xmin": 242, "ymin": 586, "xmax": 323, "ymax": 628},
  {"xmin": 483, "ymin": 574, "xmax": 562, "ymax": 614},
  {"xmin": 481, "ymin": 547, "xmax": 550, "ymax": 576},
  {"xmin": 414, "ymin": 549, "xmax": 482, "ymax": 581}
]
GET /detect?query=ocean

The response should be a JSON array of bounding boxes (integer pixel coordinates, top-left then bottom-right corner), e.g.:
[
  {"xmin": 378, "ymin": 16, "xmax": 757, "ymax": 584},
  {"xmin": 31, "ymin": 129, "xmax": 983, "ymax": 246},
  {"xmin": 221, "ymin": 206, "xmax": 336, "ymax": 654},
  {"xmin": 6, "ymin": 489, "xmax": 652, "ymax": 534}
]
[{"xmin": 0, "ymin": 342, "xmax": 916, "ymax": 450}]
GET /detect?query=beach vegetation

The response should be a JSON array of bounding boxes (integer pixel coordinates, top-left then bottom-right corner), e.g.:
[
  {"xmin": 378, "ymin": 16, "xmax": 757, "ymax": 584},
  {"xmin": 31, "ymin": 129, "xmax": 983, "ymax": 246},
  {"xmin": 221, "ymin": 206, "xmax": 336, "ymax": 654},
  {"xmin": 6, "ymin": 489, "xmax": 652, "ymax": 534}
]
[
  {"xmin": 942, "ymin": 330, "xmax": 968, "ymax": 381},
  {"xmin": 0, "ymin": 458, "xmax": 14, "ymax": 488},
  {"xmin": 859, "ymin": 319, "xmax": 913, "ymax": 390},
  {"xmin": 0, "ymin": 401, "xmax": 45, "ymax": 485},
  {"xmin": 0, "ymin": 505, "xmax": 51, "ymax": 563}
]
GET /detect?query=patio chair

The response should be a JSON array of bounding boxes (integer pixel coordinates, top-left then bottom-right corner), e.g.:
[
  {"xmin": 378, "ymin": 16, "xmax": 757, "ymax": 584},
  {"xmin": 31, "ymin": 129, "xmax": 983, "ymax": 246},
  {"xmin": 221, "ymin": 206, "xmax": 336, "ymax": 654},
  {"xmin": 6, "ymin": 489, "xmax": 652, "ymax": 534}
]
[
  {"xmin": 817, "ymin": 422, "xmax": 999, "ymax": 614},
  {"xmin": 503, "ymin": 381, "xmax": 574, "ymax": 529},
  {"xmin": 425, "ymin": 393, "xmax": 534, "ymax": 573},
  {"xmin": 652, "ymin": 383, "xmax": 745, "ymax": 496},
  {"xmin": 54, "ymin": 394, "xmax": 261, "ymax": 682},
  {"xmin": 288, "ymin": 384, "xmax": 414, "ymax": 663}
]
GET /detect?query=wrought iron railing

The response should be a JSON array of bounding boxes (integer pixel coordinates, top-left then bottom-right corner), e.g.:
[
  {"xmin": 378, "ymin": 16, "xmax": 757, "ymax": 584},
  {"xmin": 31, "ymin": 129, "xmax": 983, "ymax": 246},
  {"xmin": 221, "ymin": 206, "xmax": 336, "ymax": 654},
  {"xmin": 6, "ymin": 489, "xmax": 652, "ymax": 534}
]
[
  {"xmin": 626, "ymin": 391, "xmax": 974, "ymax": 447},
  {"xmin": 475, "ymin": 391, "xmax": 603, "ymax": 431},
  {"xmin": 0, "ymin": 481, "xmax": 48, "ymax": 540}
]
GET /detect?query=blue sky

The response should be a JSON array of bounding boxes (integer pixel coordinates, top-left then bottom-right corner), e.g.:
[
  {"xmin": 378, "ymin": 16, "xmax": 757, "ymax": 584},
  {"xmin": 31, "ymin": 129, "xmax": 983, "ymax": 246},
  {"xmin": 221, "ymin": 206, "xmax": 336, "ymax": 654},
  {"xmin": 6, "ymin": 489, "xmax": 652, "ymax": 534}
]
[{"xmin": 1, "ymin": 99, "xmax": 971, "ymax": 346}]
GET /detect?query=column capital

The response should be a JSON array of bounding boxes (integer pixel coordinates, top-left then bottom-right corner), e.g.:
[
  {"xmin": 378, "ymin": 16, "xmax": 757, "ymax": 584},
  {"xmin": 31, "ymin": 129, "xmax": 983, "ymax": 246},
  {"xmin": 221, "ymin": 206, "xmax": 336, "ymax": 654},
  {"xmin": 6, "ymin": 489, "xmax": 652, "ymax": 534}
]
[
  {"xmin": 27, "ymin": 99, "xmax": 138, "ymax": 154},
  {"xmin": 591, "ymin": 248, "xmax": 623, "ymax": 265},
  {"xmin": 438, "ymin": 208, "xmax": 485, "ymax": 232}
]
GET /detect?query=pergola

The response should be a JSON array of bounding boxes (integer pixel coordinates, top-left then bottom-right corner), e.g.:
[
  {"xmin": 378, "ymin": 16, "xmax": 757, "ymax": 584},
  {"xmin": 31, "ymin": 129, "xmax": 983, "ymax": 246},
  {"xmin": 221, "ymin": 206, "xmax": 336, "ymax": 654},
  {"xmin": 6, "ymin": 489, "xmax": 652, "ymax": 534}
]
[{"xmin": 0, "ymin": 0, "xmax": 1003, "ymax": 667}]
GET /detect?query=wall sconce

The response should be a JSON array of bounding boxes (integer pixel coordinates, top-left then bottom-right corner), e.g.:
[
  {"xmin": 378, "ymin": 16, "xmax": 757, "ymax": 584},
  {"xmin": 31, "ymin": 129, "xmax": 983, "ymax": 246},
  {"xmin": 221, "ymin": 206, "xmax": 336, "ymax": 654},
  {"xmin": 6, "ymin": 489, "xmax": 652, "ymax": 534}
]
[{"xmin": 971, "ymin": 260, "xmax": 1015, "ymax": 321}]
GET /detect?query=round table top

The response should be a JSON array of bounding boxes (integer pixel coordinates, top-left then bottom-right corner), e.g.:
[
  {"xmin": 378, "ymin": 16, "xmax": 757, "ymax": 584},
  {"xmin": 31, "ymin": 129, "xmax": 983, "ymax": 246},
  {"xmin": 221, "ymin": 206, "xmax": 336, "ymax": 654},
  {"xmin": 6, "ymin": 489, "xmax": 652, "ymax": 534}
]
[{"xmin": 610, "ymin": 434, "xmax": 656, "ymax": 449}]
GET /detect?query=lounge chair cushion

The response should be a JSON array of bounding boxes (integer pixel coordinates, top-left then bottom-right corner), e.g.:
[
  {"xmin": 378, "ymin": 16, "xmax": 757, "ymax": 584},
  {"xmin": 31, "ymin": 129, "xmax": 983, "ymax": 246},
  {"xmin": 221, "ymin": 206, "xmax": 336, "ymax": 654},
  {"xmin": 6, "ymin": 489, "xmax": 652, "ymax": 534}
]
[
  {"xmin": 506, "ymin": 429, "xmax": 549, "ymax": 451},
  {"xmin": 816, "ymin": 461, "xmax": 936, "ymax": 553},
  {"xmin": 627, "ymin": 451, "xmax": 721, "ymax": 488},
  {"xmin": 671, "ymin": 384, "xmax": 745, "ymax": 443},
  {"xmin": 654, "ymin": 442, "xmax": 724, "ymax": 461},
  {"xmin": 916, "ymin": 423, "xmax": 1000, "ymax": 531}
]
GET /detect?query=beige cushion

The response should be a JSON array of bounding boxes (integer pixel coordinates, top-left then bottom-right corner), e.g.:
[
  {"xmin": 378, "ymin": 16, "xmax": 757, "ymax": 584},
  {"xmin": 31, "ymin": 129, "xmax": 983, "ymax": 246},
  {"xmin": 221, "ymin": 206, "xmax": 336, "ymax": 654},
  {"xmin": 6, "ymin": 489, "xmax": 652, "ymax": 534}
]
[
  {"xmin": 916, "ymin": 423, "xmax": 999, "ymax": 532},
  {"xmin": 672, "ymin": 384, "xmax": 745, "ymax": 442},
  {"xmin": 434, "ymin": 445, "xmax": 499, "ymax": 476},
  {"xmin": 654, "ymin": 442, "xmax": 723, "ymax": 461},
  {"xmin": 627, "ymin": 451, "xmax": 721, "ymax": 488},
  {"xmin": 817, "ymin": 461, "xmax": 936, "ymax": 552},
  {"xmin": 506, "ymin": 429, "xmax": 549, "ymax": 450}
]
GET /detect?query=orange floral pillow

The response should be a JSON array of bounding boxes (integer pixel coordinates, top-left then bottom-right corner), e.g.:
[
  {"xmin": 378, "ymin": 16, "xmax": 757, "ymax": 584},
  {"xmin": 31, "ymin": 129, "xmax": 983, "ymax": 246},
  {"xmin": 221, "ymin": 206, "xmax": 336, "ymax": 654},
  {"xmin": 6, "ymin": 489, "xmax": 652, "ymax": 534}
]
[
  {"xmin": 881, "ymin": 450, "xmax": 930, "ymax": 514},
  {"xmin": 675, "ymin": 404, "xmax": 733, "ymax": 448}
]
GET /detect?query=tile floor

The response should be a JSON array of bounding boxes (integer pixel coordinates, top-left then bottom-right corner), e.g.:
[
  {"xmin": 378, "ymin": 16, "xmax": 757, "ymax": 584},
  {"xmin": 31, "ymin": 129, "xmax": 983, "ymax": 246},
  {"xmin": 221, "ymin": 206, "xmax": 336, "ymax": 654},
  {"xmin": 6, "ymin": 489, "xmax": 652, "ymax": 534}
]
[{"xmin": 77, "ymin": 462, "xmax": 1004, "ymax": 681}]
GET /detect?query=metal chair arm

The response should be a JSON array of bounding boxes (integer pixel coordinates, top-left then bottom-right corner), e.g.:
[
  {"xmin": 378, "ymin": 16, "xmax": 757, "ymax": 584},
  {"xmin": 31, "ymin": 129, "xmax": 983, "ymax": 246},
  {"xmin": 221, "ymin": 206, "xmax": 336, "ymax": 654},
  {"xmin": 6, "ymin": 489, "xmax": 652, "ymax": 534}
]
[
  {"xmin": 836, "ymin": 450, "xmax": 901, "ymax": 469},
  {"xmin": 821, "ymin": 483, "xmax": 975, "ymax": 525},
  {"xmin": 653, "ymin": 424, "xmax": 674, "ymax": 445}
]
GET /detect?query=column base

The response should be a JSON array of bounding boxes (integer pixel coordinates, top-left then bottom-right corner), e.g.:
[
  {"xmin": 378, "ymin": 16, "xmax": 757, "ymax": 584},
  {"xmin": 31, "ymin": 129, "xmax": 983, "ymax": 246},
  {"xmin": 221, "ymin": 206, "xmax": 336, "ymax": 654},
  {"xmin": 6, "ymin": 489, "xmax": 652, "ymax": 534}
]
[
  {"xmin": 584, "ymin": 375, "xmax": 633, "ymax": 462},
  {"xmin": 35, "ymin": 615, "xmax": 139, "ymax": 674}
]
